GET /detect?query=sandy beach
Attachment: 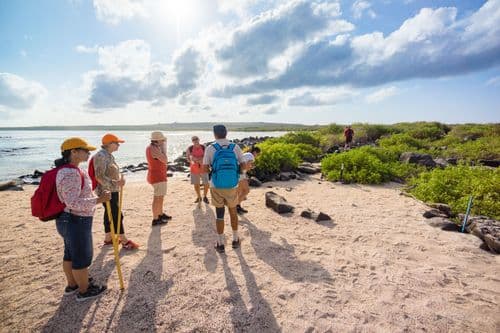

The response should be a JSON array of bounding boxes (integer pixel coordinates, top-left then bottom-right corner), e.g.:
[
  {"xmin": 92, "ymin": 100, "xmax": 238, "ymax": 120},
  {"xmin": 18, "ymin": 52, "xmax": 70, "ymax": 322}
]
[{"xmin": 0, "ymin": 175, "xmax": 499, "ymax": 332}]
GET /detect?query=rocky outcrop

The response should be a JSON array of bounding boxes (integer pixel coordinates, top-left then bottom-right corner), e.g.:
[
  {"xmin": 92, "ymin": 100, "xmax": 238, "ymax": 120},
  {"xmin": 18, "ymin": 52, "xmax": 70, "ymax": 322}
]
[
  {"xmin": 464, "ymin": 216, "xmax": 500, "ymax": 254},
  {"xmin": 297, "ymin": 162, "xmax": 321, "ymax": 174},
  {"xmin": 265, "ymin": 192, "xmax": 294, "ymax": 214},
  {"xmin": 400, "ymin": 152, "xmax": 436, "ymax": 168},
  {"xmin": 300, "ymin": 209, "xmax": 332, "ymax": 222},
  {"xmin": 248, "ymin": 177, "xmax": 262, "ymax": 187}
]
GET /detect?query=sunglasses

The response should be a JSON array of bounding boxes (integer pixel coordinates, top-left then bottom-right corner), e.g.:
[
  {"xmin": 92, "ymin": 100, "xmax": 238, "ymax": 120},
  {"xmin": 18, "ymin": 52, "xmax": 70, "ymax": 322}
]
[{"xmin": 76, "ymin": 148, "xmax": 90, "ymax": 153}]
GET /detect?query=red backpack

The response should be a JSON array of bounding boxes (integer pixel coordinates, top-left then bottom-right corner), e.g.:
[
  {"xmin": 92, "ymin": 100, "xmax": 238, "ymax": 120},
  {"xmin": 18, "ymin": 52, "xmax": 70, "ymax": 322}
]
[
  {"xmin": 87, "ymin": 157, "xmax": 98, "ymax": 190},
  {"xmin": 31, "ymin": 164, "xmax": 84, "ymax": 221}
]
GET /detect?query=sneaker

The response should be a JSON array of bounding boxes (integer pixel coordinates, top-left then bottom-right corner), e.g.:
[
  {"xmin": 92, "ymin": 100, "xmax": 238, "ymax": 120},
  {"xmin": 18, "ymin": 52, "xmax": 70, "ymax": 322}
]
[
  {"xmin": 214, "ymin": 243, "xmax": 225, "ymax": 254},
  {"xmin": 203, "ymin": 196, "xmax": 209, "ymax": 204},
  {"xmin": 232, "ymin": 238, "xmax": 241, "ymax": 249},
  {"xmin": 194, "ymin": 197, "xmax": 201, "ymax": 203},
  {"xmin": 236, "ymin": 205, "xmax": 248, "ymax": 214},
  {"xmin": 160, "ymin": 213, "xmax": 172, "ymax": 221},
  {"xmin": 63, "ymin": 277, "xmax": 94, "ymax": 296},
  {"xmin": 122, "ymin": 239, "xmax": 139, "ymax": 250},
  {"xmin": 76, "ymin": 284, "xmax": 107, "ymax": 302},
  {"xmin": 152, "ymin": 218, "xmax": 167, "ymax": 226}
]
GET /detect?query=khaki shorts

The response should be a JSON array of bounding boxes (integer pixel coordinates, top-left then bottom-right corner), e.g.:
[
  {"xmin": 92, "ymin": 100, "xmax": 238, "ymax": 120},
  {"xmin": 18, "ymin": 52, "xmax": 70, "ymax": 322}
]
[
  {"xmin": 210, "ymin": 188, "xmax": 239, "ymax": 208},
  {"xmin": 190, "ymin": 173, "xmax": 209, "ymax": 185},
  {"xmin": 152, "ymin": 181, "xmax": 167, "ymax": 196}
]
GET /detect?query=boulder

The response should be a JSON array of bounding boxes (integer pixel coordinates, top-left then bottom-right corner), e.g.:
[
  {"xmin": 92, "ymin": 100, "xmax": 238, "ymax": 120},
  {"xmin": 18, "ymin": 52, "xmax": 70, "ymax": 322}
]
[
  {"xmin": 428, "ymin": 203, "xmax": 453, "ymax": 217},
  {"xmin": 478, "ymin": 160, "xmax": 500, "ymax": 168},
  {"xmin": 464, "ymin": 216, "xmax": 500, "ymax": 254},
  {"xmin": 300, "ymin": 209, "xmax": 314, "ymax": 219},
  {"xmin": 484, "ymin": 234, "xmax": 500, "ymax": 254},
  {"xmin": 248, "ymin": 177, "xmax": 262, "ymax": 187},
  {"xmin": 446, "ymin": 158, "xmax": 458, "ymax": 165},
  {"xmin": 297, "ymin": 163, "xmax": 320, "ymax": 174},
  {"xmin": 433, "ymin": 158, "xmax": 449, "ymax": 168},
  {"xmin": 265, "ymin": 192, "xmax": 294, "ymax": 214},
  {"xmin": 300, "ymin": 209, "xmax": 332, "ymax": 222},
  {"xmin": 316, "ymin": 212, "xmax": 331, "ymax": 222},
  {"xmin": 0, "ymin": 180, "xmax": 16, "ymax": 191},
  {"xmin": 423, "ymin": 209, "xmax": 446, "ymax": 219},
  {"xmin": 427, "ymin": 217, "xmax": 453, "ymax": 228},
  {"xmin": 400, "ymin": 152, "xmax": 436, "ymax": 168},
  {"xmin": 174, "ymin": 156, "xmax": 189, "ymax": 167}
]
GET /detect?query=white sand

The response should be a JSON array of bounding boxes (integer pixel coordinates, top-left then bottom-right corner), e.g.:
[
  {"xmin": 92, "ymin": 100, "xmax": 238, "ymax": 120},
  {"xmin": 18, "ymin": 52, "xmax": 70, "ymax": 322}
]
[{"xmin": 0, "ymin": 175, "xmax": 499, "ymax": 332}]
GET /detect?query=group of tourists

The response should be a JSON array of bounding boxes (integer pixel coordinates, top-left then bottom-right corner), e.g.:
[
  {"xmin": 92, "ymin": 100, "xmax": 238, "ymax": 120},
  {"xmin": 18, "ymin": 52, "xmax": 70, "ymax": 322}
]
[{"xmin": 49, "ymin": 124, "xmax": 258, "ymax": 301}]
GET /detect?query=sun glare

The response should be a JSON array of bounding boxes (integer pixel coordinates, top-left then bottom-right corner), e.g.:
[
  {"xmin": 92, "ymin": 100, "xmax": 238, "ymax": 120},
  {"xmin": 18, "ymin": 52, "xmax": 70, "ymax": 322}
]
[{"xmin": 153, "ymin": 0, "xmax": 200, "ymax": 43}]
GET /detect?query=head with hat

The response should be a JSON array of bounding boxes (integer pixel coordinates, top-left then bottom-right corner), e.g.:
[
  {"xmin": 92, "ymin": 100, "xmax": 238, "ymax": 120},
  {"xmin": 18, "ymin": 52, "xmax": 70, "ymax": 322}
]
[
  {"xmin": 213, "ymin": 124, "xmax": 227, "ymax": 139},
  {"xmin": 150, "ymin": 131, "xmax": 166, "ymax": 142},
  {"xmin": 55, "ymin": 137, "xmax": 96, "ymax": 167},
  {"xmin": 101, "ymin": 133, "xmax": 125, "ymax": 153}
]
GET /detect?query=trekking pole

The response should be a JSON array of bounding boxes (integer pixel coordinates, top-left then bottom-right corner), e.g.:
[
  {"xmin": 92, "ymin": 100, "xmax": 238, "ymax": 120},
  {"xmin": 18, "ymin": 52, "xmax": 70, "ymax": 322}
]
[
  {"xmin": 340, "ymin": 163, "xmax": 344, "ymax": 183},
  {"xmin": 105, "ymin": 201, "xmax": 125, "ymax": 290},
  {"xmin": 116, "ymin": 176, "xmax": 124, "ymax": 236},
  {"xmin": 461, "ymin": 196, "xmax": 474, "ymax": 233}
]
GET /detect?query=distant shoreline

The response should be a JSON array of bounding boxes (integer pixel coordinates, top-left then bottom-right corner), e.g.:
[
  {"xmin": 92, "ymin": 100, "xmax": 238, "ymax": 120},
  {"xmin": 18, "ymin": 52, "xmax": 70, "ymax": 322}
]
[{"xmin": 0, "ymin": 122, "xmax": 319, "ymax": 132}]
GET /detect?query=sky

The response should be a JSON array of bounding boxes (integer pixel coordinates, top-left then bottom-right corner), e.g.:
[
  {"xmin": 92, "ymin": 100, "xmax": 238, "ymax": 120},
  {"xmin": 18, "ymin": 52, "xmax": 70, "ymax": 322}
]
[{"xmin": 0, "ymin": 0, "xmax": 499, "ymax": 126}]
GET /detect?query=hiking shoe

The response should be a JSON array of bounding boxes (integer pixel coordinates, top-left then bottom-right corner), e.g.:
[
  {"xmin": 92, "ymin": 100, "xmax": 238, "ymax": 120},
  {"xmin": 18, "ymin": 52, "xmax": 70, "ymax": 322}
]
[
  {"xmin": 64, "ymin": 277, "xmax": 94, "ymax": 296},
  {"xmin": 152, "ymin": 218, "xmax": 167, "ymax": 226},
  {"xmin": 76, "ymin": 284, "xmax": 107, "ymax": 302},
  {"xmin": 64, "ymin": 285, "xmax": 79, "ymax": 296},
  {"xmin": 122, "ymin": 239, "xmax": 139, "ymax": 250},
  {"xmin": 160, "ymin": 213, "xmax": 172, "ymax": 221},
  {"xmin": 232, "ymin": 238, "xmax": 241, "ymax": 249},
  {"xmin": 236, "ymin": 205, "xmax": 248, "ymax": 214},
  {"xmin": 194, "ymin": 197, "xmax": 201, "ymax": 203},
  {"xmin": 203, "ymin": 196, "xmax": 209, "ymax": 204},
  {"xmin": 214, "ymin": 243, "xmax": 225, "ymax": 254}
]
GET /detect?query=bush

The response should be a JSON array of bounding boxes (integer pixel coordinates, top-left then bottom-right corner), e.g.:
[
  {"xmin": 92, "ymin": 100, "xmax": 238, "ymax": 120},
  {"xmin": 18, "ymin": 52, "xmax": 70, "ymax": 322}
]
[
  {"xmin": 254, "ymin": 142, "xmax": 301, "ymax": 174},
  {"xmin": 392, "ymin": 122, "xmax": 450, "ymax": 140},
  {"xmin": 289, "ymin": 143, "xmax": 322, "ymax": 162},
  {"xmin": 409, "ymin": 165, "xmax": 500, "ymax": 219},
  {"xmin": 378, "ymin": 133, "xmax": 429, "ymax": 155},
  {"xmin": 279, "ymin": 131, "xmax": 321, "ymax": 146},
  {"xmin": 442, "ymin": 137, "xmax": 500, "ymax": 161},
  {"xmin": 321, "ymin": 147, "xmax": 393, "ymax": 184}
]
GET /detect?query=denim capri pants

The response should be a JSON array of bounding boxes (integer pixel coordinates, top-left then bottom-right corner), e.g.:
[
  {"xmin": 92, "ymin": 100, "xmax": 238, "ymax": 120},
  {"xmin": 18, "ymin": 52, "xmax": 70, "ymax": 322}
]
[{"xmin": 56, "ymin": 212, "xmax": 93, "ymax": 269}]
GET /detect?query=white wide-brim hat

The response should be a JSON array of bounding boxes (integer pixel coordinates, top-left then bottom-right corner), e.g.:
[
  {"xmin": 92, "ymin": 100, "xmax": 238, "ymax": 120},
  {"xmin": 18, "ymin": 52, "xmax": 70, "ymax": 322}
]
[{"xmin": 150, "ymin": 131, "xmax": 166, "ymax": 141}]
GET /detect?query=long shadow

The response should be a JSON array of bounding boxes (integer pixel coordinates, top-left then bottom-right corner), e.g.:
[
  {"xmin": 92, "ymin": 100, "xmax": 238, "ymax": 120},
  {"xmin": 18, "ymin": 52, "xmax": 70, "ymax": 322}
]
[
  {"xmin": 191, "ymin": 204, "xmax": 218, "ymax": 272},
  {"xmin": 239, "ymin": 216, "xmax": 331, "ymax": 283},
  {"xmin": 221, "ymin": 253, "xmax": 281, "ymax": 333},
  {"xmin": 115, "ymin": 227, "xmax": 173, "ymax": 332},
  {"xmin": 41, "ymin": 246, "xmax": 114, "ymax": 333}
]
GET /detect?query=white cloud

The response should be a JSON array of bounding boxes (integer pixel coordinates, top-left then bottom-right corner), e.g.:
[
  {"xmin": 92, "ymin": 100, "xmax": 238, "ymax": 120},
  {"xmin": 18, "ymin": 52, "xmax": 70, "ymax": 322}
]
[
  {"xmin": 0, "ymin": 73, "xmax": 47, "ymax": 109},
  {"xmin": 365, "ymin": 86, "xmax": 398, "ymax": 103},
  {"xmin": 75, "ymin": 45, "xmax": 98, "ymax": 53},
  {"xmin": 352, "ymin": 1, "xmax": 376, "ymax": 19},
  {"xmin": 246, "ymin": 94, "xmax": 279, "ymax": 105},
  {"xmin": 216, "ymin": 1, "xmax": 500, "ymax": 96},
  {"xmin": 486, "ymin": 76, "xmax": 500, "ymax": 86},
  {"xmin": 288, "ymin": 87, "xmax": 357, "ymax": 106},
  {"xmin": 263, "ymin": 106, "xmax": 279, "ymax": 114},
  {"xmin": 93, "ymin": 0, "xmax": 147, "ymax": 25},
  {"xmin": 84, "ymin": 40, "xmax": 205, "ymax": 109}
]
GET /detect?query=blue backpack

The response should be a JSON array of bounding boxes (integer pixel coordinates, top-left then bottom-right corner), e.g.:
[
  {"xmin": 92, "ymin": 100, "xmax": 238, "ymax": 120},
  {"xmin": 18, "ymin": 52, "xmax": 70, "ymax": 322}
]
[{"xmin": 211, "ymin": 143, "xmax": 239, "ymax": 189}]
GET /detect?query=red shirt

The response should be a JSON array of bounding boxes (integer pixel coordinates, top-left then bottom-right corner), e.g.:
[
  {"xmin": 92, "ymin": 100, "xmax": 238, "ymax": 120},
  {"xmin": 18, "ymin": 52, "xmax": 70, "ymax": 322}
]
[
  {"xmin": 189, "ymin": 145, "xmax": 206, "ymax": 174},
  {"xmin": 146, "ymin": 145, "xmax": 167, "ymax": 184}
]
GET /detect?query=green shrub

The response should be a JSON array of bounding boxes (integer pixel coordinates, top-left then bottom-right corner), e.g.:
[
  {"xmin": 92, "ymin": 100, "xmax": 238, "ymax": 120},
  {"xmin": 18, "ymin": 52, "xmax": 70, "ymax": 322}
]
[
  {"xmin": 392, "ymin": 122, "xmax": 450, "ymax": 140},
  {"xmin": 321, "ymin": 147, "xmax": 392, "ymax": 184},
  {"xmin": 409, "ymin": 165, "xmax": 500, "ymax": 219},
  {"xmin": 351, "ymin": 123, "xmax": 395, "ymax": 142},
  {"xmin": 378, "ymin": 133, "xmax": 429, "ymax": 155},
  {"xmin": 318, "ymin": 124, "xmax": 344, "ymax": 135},
  {"xmin": 442, "ymin": 137, "xmax": 500, "ymax": 161},
  {"xmin": 254, "ymin": 142, "xmax": 301, "ymax": 174},
  {"xmin": 279, "ymin": 131, "xmax": 321, "ymax": 146},
  {"xmin": 290, "ymin": 143, "xmax": 322, "ymax": 162}
]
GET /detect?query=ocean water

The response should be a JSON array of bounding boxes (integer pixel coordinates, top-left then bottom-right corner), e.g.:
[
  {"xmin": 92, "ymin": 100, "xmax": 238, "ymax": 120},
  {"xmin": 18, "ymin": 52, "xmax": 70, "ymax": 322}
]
[{"xmin": 0, "ymin": 130, "xmax": 286, "ymax": 182}]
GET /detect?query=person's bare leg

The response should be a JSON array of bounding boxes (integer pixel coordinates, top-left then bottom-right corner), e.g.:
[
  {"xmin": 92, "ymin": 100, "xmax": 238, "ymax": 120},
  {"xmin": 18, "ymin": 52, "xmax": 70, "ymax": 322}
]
[
  {"xmin": 63, "ymin": 260, "xmax": 77, "ymax": 287},
  {"xmin": 203, "ymin": 183, "xmax": 209, "ymax": 197},
  {"xmin": 194, "ymin": 184, "xmax": 201, "ymax": 199},
  {"xmin": 152, "ymin": 196, "xmax": 164, "ymax": 219},
  {"xmin": 229, "ymin": 206, "xmax": 238, "ymax": 231},
  {"xmin": 73, "ymin": 268, "xmax": 89, "ymax": 293}
]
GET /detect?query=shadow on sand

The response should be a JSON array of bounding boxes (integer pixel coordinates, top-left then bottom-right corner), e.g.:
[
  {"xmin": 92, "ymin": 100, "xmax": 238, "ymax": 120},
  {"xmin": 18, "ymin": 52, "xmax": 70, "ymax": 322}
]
[
  {"xmin": 191, "ymin": 203, "xmax": 219, "ymax": 272},
  {"xmin": 239, "ymin": 216, "xmax": 332, "ymax": 283}
]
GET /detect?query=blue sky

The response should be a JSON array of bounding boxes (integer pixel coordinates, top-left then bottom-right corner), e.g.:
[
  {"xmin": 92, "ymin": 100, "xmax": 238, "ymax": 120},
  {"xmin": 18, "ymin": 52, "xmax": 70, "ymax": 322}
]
[{"xmin": 0, "ymin": 0, "xmax": 499, "ymax": 126}]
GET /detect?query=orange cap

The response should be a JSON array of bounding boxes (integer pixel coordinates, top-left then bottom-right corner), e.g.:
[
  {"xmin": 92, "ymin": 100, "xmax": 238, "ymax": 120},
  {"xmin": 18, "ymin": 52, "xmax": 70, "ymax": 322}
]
[{"xmin": 102, "ymin": 133, "xmax": 125, "ymax": 145}]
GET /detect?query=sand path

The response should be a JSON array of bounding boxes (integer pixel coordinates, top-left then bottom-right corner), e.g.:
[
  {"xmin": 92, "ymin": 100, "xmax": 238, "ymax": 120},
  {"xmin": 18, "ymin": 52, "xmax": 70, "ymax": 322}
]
[{"xmin": 0, "ymin": 176, "xmax": 499, "ymax": 332}]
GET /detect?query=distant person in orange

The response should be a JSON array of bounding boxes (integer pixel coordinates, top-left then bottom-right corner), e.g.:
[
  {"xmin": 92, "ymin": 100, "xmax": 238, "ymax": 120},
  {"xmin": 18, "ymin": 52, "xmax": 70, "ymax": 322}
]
[
  {"xmin": 344, "ymin": 125, "xmax": 354, "ymax": 149},
  {"xmin": 186, "ymin": 135, "xmax": 209, "ymax": 203},
  {"xmin": 93, "ymin": 133, "xmax": 139, "ymax": 250},
  {"xmin": 146, "ymin": 131, "xmax": 171, "ymax": 226}
]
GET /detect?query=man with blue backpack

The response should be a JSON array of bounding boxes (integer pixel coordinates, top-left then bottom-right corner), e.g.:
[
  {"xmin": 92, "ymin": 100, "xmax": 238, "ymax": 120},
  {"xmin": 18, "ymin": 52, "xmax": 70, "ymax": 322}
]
[{"xmin": 203, "ymin": 124, "xmax": 247, "ymax": 253}]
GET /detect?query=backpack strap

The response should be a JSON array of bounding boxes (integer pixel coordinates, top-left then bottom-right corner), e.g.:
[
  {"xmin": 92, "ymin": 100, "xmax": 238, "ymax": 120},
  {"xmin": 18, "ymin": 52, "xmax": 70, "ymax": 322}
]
[
  {"xmin": 213, "ymin": 142, "xmax": 222, "ymax": 151},
  {"xmin": 188, "ymin": 145, "xmax": 193, "ymax": 153},
  {"xmin": 228, "ymin": 143, "xmax": 235, "ymax": 150}
]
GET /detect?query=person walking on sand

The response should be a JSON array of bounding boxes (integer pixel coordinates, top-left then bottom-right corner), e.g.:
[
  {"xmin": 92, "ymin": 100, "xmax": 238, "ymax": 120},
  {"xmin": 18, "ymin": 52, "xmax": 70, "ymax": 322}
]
[
  {"xmin": 203, "ymin": 125, "xmax": 247, "ymax": 253},
  {"xmin": 146, "ymin": 131, "xmax": 171, "ymax": 226},
  {"xmin": 186, "ymin": 135, "xmax": 210, "ymax": 204},
  {"xmin": 236, "ymin": 146, "xmax": 261, "ymax": 214},
  {"xmin": 344, "ymin": 125, "xmax": 354, "ymax": 150},
  {"xmin": 55, "ymin": 137, "xmax": 110, "ymax": 301},
  {"xmin": 93, "ymin": 133, "xmax": 139, "ymax": 250}
]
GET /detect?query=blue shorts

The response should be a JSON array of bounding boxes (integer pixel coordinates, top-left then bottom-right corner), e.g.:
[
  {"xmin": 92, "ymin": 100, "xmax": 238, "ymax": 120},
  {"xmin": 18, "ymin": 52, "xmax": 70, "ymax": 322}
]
[{"xmin": 56, "ymin": 212, "xmax": 93, "ymax": 270}]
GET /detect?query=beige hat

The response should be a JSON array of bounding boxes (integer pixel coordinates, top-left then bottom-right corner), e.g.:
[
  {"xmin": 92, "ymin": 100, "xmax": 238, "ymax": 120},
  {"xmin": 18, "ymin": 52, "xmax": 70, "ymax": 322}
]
[{"xmin": 150, "ymin": 131, "xmax": 166, "ymax": 141}]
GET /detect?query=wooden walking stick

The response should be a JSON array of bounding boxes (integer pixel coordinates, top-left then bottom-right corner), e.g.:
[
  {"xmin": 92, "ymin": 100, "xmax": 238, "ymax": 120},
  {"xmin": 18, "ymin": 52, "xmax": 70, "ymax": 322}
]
[
  {"xmin": 116, "ymin": 176, "xmax": 124, "ymax": 236},
  {"xmin": 105, "ymin": 200, "xmax": 125, "ymax": 290}
]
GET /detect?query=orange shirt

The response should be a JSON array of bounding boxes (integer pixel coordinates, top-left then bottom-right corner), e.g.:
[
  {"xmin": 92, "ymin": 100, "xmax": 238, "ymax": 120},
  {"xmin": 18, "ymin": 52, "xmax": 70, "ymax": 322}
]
[
  {"xmin": 146, "ymin": 145, "xmax": 167, "ymax": 184},
  {"xmin": 189, "ymin": 145, "xmax": 206, "ymax": 174}
]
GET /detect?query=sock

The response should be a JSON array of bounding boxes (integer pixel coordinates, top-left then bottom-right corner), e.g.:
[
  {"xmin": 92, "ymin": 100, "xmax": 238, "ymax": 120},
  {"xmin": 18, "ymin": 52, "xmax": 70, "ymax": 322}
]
[
  {"xmin": 218, "ymin": 234, "xmax": 225, "ymax": 245},
  {"xmin": 232, "ymin": 230, "xmax": 239, "ymax": 242}
]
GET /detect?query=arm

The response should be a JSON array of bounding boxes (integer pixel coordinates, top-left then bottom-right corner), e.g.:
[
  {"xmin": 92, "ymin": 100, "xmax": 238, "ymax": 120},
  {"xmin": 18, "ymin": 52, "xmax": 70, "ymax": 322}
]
[
  {"xmin": 93, "ymin": 154, "xmax": 109, "ymax": 185},
  {"xmin": 202, "ymin": 146, "xmax": 212, "ymax": 173},
  {"xmin": 151, "ymin": 145, "xmax": 167, "ymax": 164},
  {"xmin": 235, "ymin": 146, "xmax": 249, "ymax": 171}
]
